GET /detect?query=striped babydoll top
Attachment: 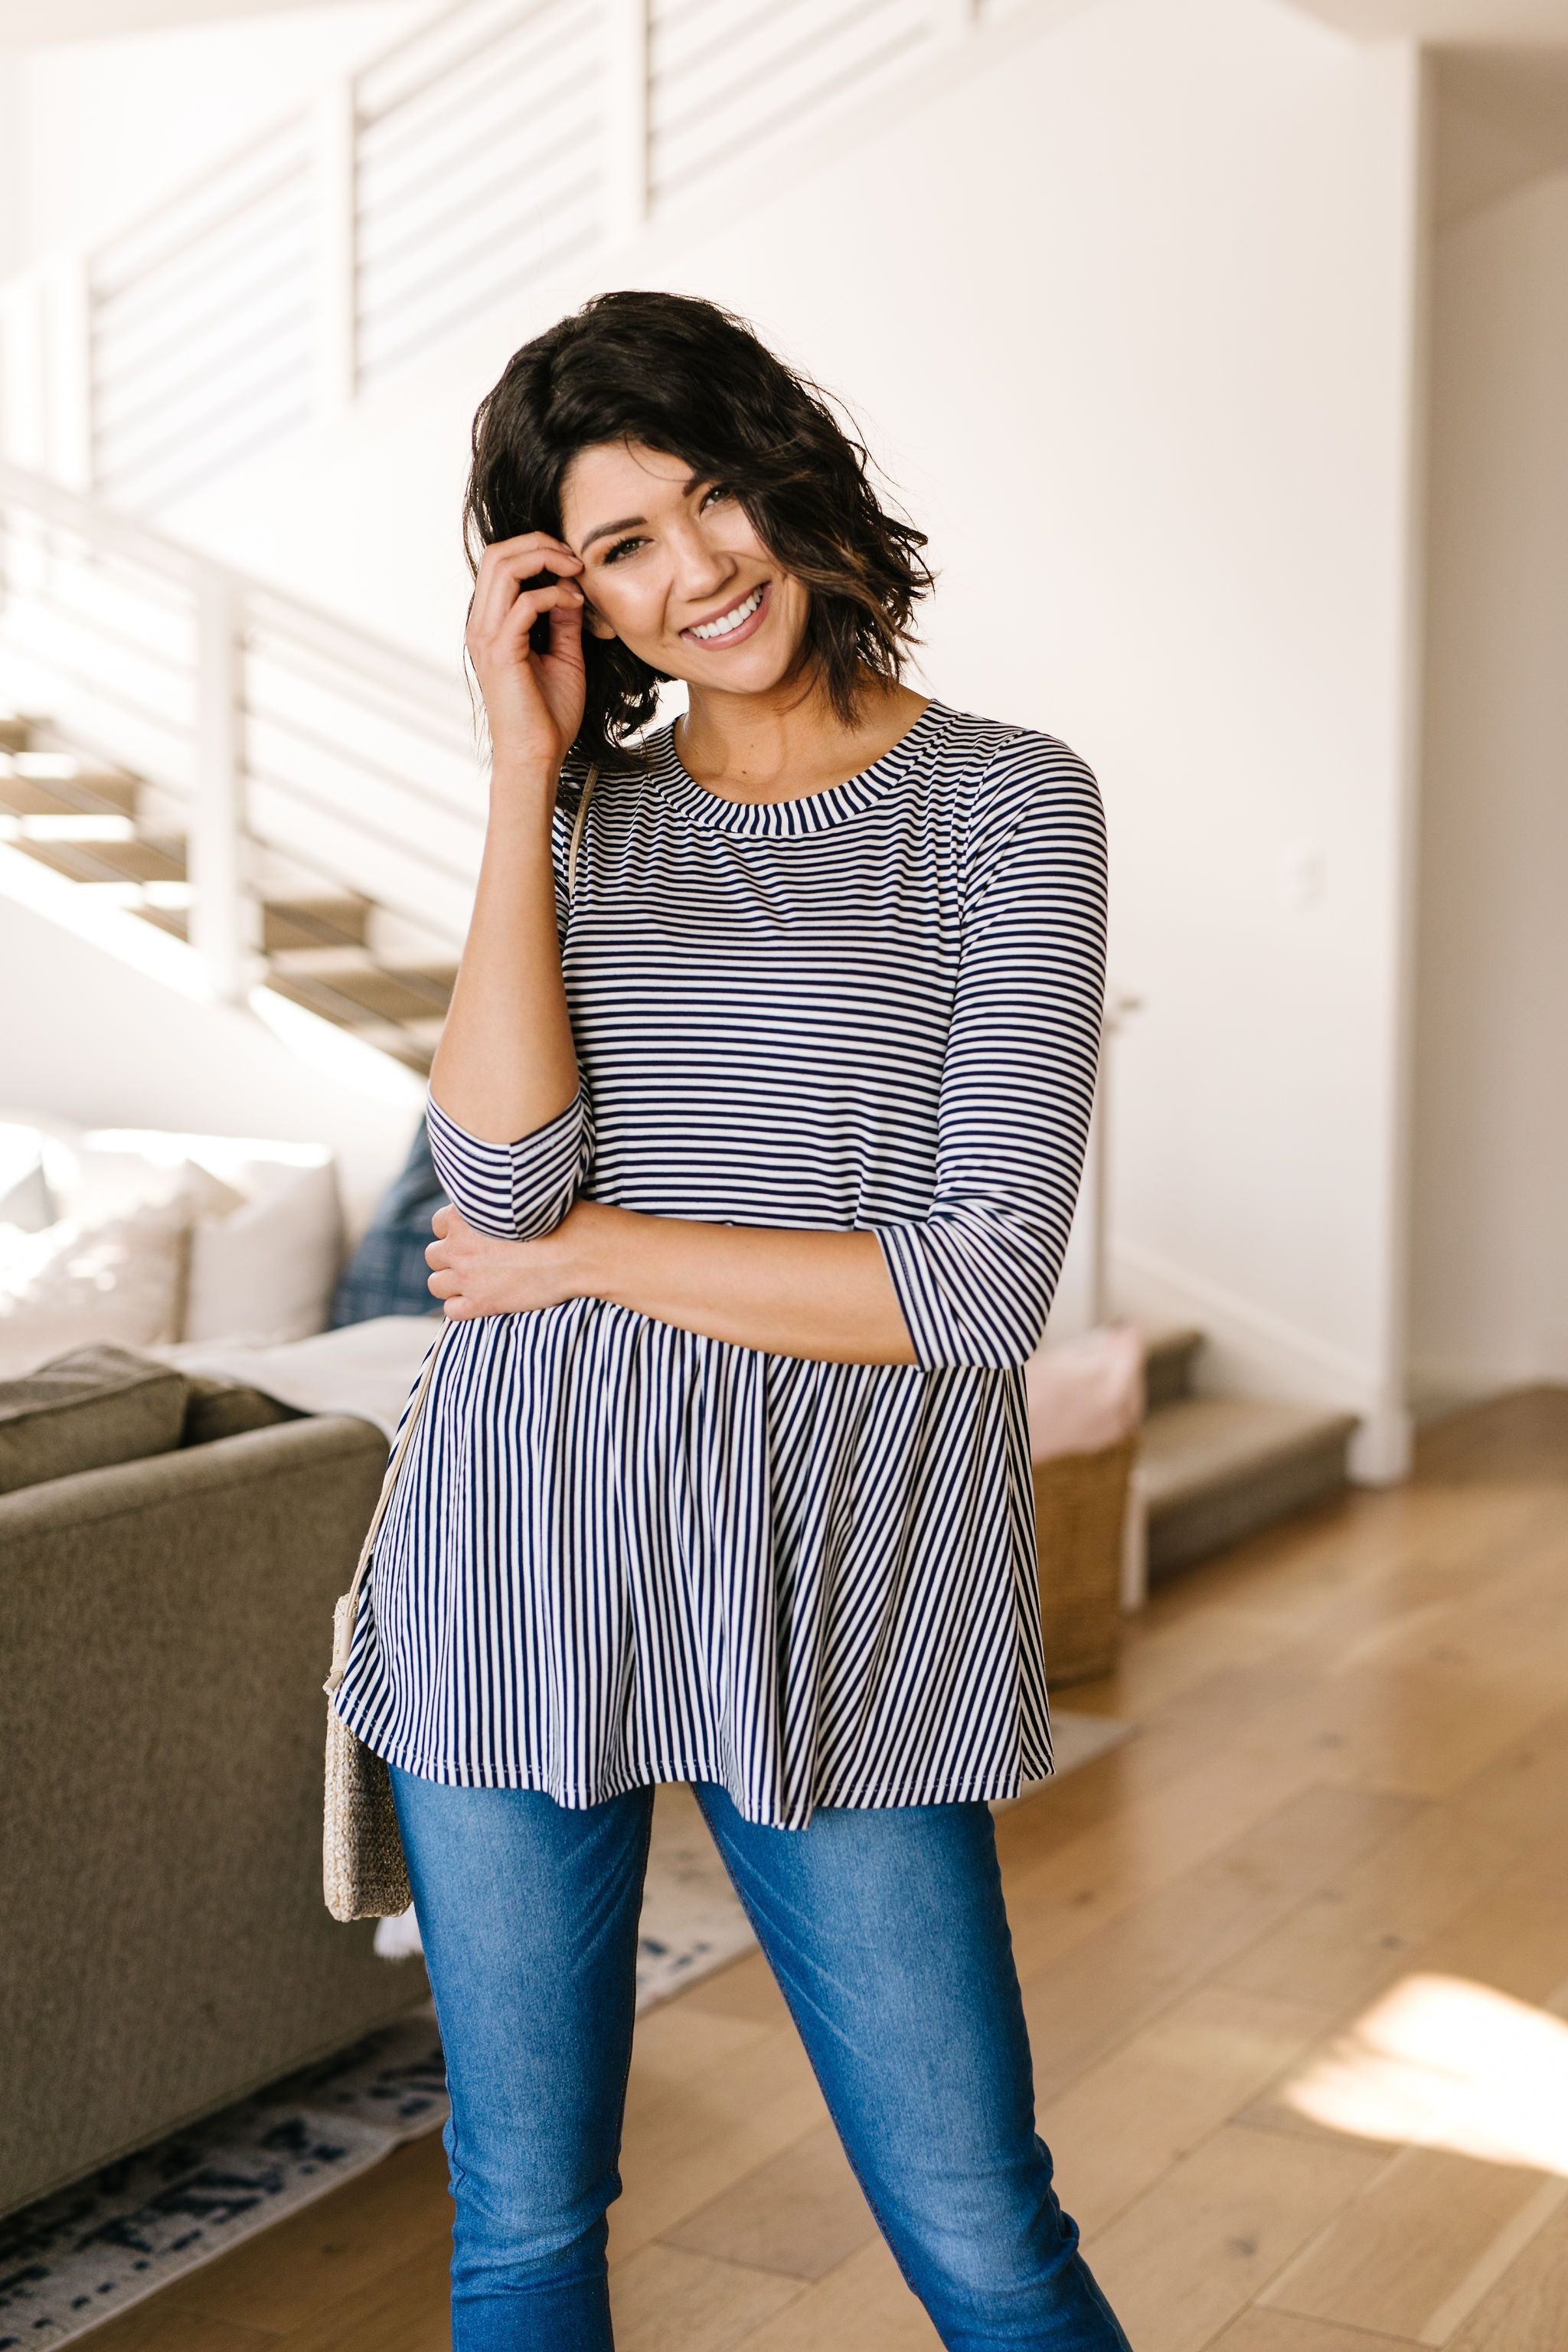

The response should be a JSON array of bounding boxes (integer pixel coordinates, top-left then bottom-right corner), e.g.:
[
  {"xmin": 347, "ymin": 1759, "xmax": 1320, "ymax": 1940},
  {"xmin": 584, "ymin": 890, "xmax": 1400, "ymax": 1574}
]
[{"xmin": 332, "ymin": 696, "xmax": 1108, "ymax": 1828}]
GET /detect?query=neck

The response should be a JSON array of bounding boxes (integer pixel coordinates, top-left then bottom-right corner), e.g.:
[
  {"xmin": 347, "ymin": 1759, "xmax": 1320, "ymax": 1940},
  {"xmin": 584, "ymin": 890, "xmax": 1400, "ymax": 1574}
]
[{"xmin": 675, "ymin": 671, "xmax": 930, "ymax": 805}]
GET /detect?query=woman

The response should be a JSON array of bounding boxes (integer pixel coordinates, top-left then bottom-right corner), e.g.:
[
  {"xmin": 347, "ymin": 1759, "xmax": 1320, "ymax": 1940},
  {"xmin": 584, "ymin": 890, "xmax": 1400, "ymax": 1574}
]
[{"xmin": 332, "ymin": 287, "xmax": 1129, "ymax": 2351}]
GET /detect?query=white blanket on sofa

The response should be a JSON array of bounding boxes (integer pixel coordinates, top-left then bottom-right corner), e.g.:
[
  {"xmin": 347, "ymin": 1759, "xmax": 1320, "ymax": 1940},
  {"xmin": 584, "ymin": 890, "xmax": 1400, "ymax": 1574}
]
[{"xmin": 153, "ymin": 1313, "xmax": 443, "ymax": 1439}]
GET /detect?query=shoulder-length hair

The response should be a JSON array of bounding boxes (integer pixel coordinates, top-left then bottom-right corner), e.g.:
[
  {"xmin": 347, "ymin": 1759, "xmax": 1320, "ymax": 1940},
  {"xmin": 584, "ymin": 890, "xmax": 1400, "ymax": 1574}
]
[{"xmin": 461, "ymin": 288, "xmax": 936, "ymax": 774}]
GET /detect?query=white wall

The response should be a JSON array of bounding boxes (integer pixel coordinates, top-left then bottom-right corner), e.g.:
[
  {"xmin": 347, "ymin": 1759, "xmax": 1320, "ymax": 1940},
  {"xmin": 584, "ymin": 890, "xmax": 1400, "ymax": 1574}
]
[
  {"xmin": 1410, "ymin": 166, "xmax": 1568, "ymax": 1402},
  {"xmin": 2, "ymin": 0, "xmax": 422, "ymax": 265},
  {"xmin": 145, "ymin": 0, "xmax": 1428, "ymax": 1472},
  {"xmin": 0, "ymin": 69, "xmax": 24, "ymax": 281}
]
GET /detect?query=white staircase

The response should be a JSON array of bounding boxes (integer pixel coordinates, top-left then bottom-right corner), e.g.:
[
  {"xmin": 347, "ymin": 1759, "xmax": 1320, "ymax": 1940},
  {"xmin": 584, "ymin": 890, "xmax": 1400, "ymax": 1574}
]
[{"xmin": 0, "ymin": 459, "xmax": 477, "ymax": 1063}]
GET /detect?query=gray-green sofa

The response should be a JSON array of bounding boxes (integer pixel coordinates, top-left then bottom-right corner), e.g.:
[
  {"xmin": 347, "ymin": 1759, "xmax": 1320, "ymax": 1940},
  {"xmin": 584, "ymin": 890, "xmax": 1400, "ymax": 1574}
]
[{"xmin": 0, "ymin": 1347, "xmax": 429, "ymax": 2219}]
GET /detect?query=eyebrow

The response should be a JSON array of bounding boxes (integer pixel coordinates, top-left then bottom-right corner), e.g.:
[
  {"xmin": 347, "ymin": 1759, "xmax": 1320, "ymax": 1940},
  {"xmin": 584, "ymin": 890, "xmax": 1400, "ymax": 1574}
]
[{"xmin": 573, "ymin": 469, "xmax": 709, "ymax": 557}]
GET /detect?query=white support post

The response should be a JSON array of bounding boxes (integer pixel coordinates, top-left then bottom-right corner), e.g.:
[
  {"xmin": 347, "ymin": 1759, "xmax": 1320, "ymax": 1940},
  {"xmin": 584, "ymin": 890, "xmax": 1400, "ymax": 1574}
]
[
  {"xmin": 316, "ymin": 77, "xmax": 358, "ymax": 420},
  {"xmin": 191, "ymin": 571, "xmax": 257, "ymax": 1004},
  {"xmin": 1088, "ymin": 1052, "xmax": 1109, "ymax": 1332},
  {"xmin": 603, "ymin": 0, "xmax": 651, "ymax": 241},
  {"xmin": 1092, "ymin": 989, "xmax": 1143, "ymax": 1325}
]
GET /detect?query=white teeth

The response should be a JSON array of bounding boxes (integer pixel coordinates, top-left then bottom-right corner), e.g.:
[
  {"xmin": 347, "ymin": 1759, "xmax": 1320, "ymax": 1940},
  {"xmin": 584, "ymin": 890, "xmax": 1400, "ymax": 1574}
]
[{"xmin": 690, "ymin": 585, "xmax": 763, "ymax": 639}]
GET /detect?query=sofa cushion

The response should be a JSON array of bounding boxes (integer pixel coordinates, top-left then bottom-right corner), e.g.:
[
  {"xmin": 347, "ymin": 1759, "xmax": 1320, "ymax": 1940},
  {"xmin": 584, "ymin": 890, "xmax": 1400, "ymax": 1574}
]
[
  {"xmin": 0, "ymin": 1344, "xmax": 188, "ymax": 1494},
  {"xmin": 179, "ymin": 1372, "xmax": 305, "ymax": 1448}
]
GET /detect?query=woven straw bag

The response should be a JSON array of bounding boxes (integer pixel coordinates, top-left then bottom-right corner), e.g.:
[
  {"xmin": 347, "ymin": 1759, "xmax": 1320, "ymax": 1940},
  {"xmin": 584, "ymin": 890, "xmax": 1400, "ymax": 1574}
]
[{"xmin": 322, "ymin": 761, "xmax": 599, "ymax": 1924}]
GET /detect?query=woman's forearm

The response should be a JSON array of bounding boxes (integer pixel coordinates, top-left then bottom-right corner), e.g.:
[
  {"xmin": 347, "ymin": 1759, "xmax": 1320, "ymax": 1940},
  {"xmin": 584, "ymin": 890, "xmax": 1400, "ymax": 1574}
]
[
  {"xmin": 430, "ymin": 1197, "xmax": 920, "ymax": 1364},
  {"xmin": 574, "ymin": 1206, "xmax": 919, "ymax": 1364},
  {"xmin": 426, "ymin": 762, "xmax": 578, "ymax": 1144}
]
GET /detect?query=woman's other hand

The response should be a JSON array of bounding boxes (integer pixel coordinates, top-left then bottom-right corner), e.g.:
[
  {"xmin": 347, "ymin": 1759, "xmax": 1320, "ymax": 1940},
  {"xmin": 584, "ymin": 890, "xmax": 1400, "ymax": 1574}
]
[
  {"xmin": 465, "ymin": 529, "xmax": 590, "ymax": 782},
  {"xmin": 426, "ymin": 1200, "xmax": 594, "ymax": 1318}
]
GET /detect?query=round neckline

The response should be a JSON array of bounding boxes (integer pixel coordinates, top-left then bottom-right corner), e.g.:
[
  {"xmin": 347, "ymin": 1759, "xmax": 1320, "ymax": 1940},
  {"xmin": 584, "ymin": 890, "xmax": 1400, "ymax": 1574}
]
[{"xmin": 655, "ymin": 694, "xmax": 951, "ymax": 835}]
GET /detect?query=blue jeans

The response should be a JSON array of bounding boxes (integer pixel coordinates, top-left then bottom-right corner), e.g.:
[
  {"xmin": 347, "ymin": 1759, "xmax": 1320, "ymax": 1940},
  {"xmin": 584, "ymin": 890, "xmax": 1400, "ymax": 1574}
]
[{"xmin": 389, "ymin": 1769, "xmax": 1132, "ymax": 2351}]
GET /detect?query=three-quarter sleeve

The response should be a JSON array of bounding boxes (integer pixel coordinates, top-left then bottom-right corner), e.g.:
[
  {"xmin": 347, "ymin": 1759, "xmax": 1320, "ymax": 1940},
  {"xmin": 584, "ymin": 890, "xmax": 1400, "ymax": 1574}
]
[
  {"xmin": 426, "ymin": 1086, "xmax": 594, "ymax": 1241},
  {"xmin": 869, "ymin": 735, "xmax": 1108, "ymax": 1370}
]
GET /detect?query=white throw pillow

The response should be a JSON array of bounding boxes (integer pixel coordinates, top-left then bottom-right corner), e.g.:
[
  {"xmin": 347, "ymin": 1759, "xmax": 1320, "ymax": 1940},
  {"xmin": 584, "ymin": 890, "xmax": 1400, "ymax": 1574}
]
[
  {"xmin": 0, "ymin": 1125, "xmax": 54, "ymax": 1233},
  {"xmin": 0, "ymin": 1196, "xmax": 192, "ymax": 1379},
  {"xmin": 0, "ymin": 1111, "xmax": 241, "ymax": 1226},
  {"xmin": 182, "ymin": 1155, "xmax": 345, "ymax": 1345},
  {"xmin": 0, "ymin": 1116, "xmax": 345, "ymax": 1350}
]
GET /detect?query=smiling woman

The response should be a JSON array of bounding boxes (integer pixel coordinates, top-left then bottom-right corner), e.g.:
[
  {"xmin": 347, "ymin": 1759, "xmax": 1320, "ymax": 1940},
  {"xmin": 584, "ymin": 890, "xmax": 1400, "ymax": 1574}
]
[{"xmin": 328, "ymin": 289, "xmax": 1127, "ymax": 2352}]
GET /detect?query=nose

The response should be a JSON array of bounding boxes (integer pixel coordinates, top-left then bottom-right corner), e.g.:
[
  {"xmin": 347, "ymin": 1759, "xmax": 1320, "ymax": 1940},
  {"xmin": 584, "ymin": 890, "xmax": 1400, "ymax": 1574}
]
[{"xmin": 666, "ymin": 518, "xmax": 733, "ymax": 599}]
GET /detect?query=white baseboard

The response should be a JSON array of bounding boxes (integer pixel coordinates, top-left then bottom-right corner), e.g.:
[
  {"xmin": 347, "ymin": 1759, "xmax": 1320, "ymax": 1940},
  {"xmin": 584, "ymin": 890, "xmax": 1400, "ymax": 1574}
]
[{"xmin": 1112, "ymin": 1237, "xmax": 1411, "ymax": 1486}]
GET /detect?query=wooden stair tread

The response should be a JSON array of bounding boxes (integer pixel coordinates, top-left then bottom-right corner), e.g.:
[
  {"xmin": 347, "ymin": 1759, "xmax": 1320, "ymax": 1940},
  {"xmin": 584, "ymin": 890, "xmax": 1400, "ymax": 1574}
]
[
  {"xmin": 261, "ymin": 896, "xmax": 371, "ymax": 951},
  {"xmin": 0, "ymin": 772, "xmax": 139, "ymax": 819},
  {"xmin": 270, "ymin": 962, "xmax": 451, "ymax": 1023},
  {"xmin": 13, "ymin": 833, "xmax": 185, "ymax": 886},
  {"xmin": 264, "ymin": 972, "xmax": 436, "ymax": 1070},
  {"xmin": 1138, "ymin": 1396, "xmax": 1358, "ymax": 1511},
  {"xmin": 4, "ymin": 710, "xmax": 440, "ymax": 1079}
]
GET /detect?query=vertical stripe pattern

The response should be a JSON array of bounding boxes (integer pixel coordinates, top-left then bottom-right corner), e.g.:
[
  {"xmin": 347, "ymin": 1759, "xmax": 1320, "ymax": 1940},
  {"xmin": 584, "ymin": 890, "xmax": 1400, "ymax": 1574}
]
[{"xmin": 333, "ymin": 697, "xmax": 1108, "ymax": 1828}]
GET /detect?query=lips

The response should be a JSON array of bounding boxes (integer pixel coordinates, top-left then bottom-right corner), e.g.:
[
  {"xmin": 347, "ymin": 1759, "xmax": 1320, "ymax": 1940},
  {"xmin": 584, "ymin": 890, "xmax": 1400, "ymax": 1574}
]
[{"xmin": 681, "ymin": 580, "xmax": 769, "ymax": 644}]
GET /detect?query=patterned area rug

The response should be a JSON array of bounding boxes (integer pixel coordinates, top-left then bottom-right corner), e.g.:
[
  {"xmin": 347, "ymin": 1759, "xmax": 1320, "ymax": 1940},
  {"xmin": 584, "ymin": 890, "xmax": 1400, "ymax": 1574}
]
[
  {"xmin": 0, "ymin": 1721, "xmax": 1133, "ymax": 2347},
  {"xmin": 0, "ymin": 2015, "xmax": 446, "ymax": 2350}
]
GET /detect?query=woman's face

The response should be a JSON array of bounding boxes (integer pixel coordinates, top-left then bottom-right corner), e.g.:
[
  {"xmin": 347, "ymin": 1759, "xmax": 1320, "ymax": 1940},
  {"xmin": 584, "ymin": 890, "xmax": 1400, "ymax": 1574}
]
[{"xmin": 559, "ymin": 439, "xmax": 808, "ymax": 691}]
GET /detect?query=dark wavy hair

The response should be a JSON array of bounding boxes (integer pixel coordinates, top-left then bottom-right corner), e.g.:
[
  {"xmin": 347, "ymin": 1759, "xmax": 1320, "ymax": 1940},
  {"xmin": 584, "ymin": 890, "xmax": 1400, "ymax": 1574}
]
[{"xmin": 461, "ymin": 289, "xmax": 937, "ymax": 774}]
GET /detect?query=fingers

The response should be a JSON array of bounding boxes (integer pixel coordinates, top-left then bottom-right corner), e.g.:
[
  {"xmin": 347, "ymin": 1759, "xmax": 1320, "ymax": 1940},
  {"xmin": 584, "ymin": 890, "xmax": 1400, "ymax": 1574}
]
[
  {"xmin": 469, "ymin": 537, "xmax": 583, "ymax": 643},
  {"xmin": 498, "ymin": 578, "xmax": 586, "ymax": 659}
]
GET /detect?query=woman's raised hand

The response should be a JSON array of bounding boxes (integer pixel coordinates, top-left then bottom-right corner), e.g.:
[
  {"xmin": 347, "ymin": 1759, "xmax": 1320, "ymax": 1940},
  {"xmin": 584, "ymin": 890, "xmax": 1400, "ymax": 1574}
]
[{"xmin": 465, "ymin": 531, "xmax": 590, "ymax": 786}]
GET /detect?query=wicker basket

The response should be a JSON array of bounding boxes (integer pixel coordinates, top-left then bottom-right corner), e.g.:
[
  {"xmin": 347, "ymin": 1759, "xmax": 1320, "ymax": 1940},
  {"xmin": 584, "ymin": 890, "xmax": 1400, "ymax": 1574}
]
[{"xmin": 1032, "ymin": 1436, "xmax": 1135, "ymax": 1686}]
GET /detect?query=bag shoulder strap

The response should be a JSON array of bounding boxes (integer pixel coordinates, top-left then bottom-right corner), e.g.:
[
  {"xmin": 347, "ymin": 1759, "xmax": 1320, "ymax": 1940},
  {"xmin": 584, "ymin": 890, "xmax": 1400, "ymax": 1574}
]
[
  {"xmin": 567, "ymin": 762, "xmax": 600, "ymax": 905},
  {"xmin": 325, "ymin": 1316, "xmax": 451, "ymax": 1692}
]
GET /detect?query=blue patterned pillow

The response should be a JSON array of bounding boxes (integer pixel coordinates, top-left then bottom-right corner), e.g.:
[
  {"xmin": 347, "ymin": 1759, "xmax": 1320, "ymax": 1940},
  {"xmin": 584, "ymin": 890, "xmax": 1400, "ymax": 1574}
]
[{"xmin": 330, "ymin": 1116, "xmax": 446, "ymax": 1326}]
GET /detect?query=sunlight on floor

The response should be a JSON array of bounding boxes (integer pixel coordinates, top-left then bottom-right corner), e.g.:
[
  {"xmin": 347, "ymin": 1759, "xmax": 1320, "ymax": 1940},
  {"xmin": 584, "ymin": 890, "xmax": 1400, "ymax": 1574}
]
[{"xmin": 1282, "ymin": 1971, "xmax": 1568, "ymax": 2173}]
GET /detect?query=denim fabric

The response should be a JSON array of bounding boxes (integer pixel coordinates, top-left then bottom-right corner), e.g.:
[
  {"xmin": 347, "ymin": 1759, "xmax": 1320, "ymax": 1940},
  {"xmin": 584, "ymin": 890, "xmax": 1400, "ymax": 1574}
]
[{"xmin": 390, "ymin": 1768, "xmax": 1132, "ymax": 2351}]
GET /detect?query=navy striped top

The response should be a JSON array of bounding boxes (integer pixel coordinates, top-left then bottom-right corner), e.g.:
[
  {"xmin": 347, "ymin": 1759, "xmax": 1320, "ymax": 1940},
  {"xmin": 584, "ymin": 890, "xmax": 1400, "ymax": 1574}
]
[{"xmin": 333, "ymin": 696, "xmax": 1108, "ymax": 1828}]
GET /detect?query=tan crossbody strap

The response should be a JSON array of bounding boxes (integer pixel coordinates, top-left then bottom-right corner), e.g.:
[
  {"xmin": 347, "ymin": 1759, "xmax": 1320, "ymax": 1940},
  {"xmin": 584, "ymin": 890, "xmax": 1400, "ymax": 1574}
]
[
  {"xmin": 567, "ymin": 762, "xmax": 599, "ymax": 904},
  {"xmin": 325, "ymin": 758, "xmax": 600, "ymax": 1698}
]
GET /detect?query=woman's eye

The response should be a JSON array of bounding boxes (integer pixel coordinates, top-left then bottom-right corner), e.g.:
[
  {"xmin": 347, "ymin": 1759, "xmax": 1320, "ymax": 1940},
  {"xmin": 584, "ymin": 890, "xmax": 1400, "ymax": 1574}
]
[{"xmin": 603, "ymin": 487, "xmax": 730, "ymax": 563}]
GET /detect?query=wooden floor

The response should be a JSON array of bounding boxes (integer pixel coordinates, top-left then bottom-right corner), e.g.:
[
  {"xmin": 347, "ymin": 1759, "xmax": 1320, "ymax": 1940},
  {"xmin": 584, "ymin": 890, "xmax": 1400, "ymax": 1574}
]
[{"xmin": 91, "ymin": 1387, "xmax": 1568, "ymax": 2352}]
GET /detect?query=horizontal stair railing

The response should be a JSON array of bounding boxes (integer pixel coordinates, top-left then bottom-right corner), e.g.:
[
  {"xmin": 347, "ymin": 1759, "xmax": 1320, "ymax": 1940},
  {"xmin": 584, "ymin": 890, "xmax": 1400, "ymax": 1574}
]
[
  {"xmin": 0, "ymin": 458, "xmax": 481, "ymax": 1044},
  {"xmin": 0, "ymin": 0, "xmax": 992, "ymax": 511}
]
